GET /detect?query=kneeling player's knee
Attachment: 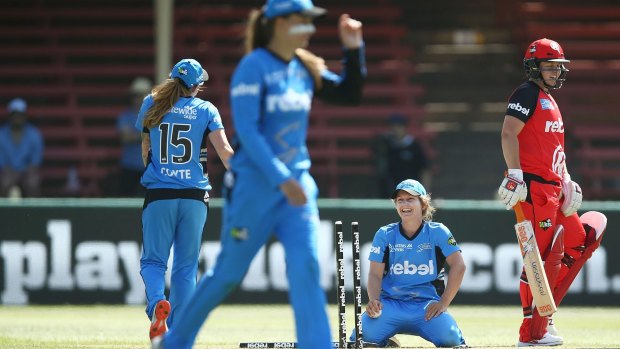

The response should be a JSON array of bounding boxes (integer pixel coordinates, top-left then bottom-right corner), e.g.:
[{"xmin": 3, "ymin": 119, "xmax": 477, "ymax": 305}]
[
  {"xmin": 434, "ymin": 327, "xmax": 463, "ymax": 347},
  {"xmin": 350, "ymin": 324, "xmax": 385, "ymax": 346}
]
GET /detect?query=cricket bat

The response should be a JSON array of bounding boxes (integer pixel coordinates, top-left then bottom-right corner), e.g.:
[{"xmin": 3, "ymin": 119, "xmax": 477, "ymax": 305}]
[{"xmin": 514, "ymin": 203, "xmax": 557, "ymax": 317}]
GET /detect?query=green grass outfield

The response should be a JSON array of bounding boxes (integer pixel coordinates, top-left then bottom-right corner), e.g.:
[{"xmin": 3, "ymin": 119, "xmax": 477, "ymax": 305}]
[{"xmin": 0, "ymin": 305, "xmax": 619, "ymax": 348}]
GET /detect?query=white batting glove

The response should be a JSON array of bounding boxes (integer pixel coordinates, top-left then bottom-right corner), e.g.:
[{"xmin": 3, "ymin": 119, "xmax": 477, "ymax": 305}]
[
  {"xmin": 561, "ymin": 174, "xmax": 582, "ymax": 216},
  {"xmin": 498, "ymin": 169, "xmax": 527, "ymax": 210}
]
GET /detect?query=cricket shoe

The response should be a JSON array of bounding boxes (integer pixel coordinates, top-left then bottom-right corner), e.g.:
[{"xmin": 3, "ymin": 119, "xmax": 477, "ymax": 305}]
[
  {"xmin": 517, "ymin": 332, "xmax": 563, "ymax": 347},
  {"xmin": 386, "ymin": 336, "xmax": 401, "ymax": 348},
  {"xmin": 151, "ymin": 335, "xmax": 164, "ymax": 349},
  {"xmin": 547, "ymin": 317, "xmax": 559, "ymax": 336},
  {"xmin": 149, "ymin": 300, "xmax": 171, "ymax": 339}
]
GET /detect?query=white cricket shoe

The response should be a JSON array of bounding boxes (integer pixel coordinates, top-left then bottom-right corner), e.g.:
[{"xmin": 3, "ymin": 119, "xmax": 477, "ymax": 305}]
[
  {"xmin": 547, "ymin": 317, "xmax": 559, "ymax": 336},
  {"xmin": 517, "ymin": 332, "xmax": 563, "ymax": 347},
  {"xmin": 151, "ymin": 336, "xmax": 164, "ymax": 349},
  {"xmin": 386, "ymin": 336, "xmax": 401, "ymax": 348}
]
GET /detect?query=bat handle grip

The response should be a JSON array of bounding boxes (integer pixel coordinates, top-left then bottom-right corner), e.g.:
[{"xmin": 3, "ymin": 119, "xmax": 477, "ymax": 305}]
[{"xmin": 514, "ymin": 202, "xmax": 526, "ymax": 222}]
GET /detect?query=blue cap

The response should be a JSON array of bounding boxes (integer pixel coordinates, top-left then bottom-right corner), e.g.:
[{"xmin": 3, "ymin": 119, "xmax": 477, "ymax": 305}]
[
  {"xmin": 391, "ymin": 179, "xmax": 427, "ymax": 199},
  {"xmin": 388, "ymin": 113, "xmax": 407, "ymax": 125},
  {"xmin": 170, "ymin": 59, "xmax": 209, "ymax": 89},
  {"xmin": 7, "ymin": 98, "xmax": 27, "ymax": 114},
  {"xmin": 264, "ymin": 0, "xmax": 326, "ymax": 19}
]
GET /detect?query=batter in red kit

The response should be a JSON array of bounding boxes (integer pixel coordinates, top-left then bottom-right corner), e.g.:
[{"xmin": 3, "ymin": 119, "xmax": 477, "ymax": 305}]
[{"xmin": 497, "ymin": 38, "xmax": 607, "ymax": 347}]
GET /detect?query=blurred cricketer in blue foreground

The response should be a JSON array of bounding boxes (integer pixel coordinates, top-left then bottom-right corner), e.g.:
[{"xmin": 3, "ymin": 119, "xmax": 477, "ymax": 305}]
[{"xmin": 153, "ymin": 0, "xmax": 366, "ymax": 348}]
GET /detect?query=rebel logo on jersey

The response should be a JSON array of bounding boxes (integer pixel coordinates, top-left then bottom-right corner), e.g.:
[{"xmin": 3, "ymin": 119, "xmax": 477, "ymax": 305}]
[
  {"xmin": 508, "ymin": 102, "xmax": 530, "ymax": 116},
  {"xmin": 544, "ymin": 120, "xmax": 564, "ymax": 133},
  {"xmin": 389, "ymin": 260, "xmax": 434, "ymax": 275},
  {"xmin": 266, "ymin": 89, "xmax": 312, "ymax": 113}
]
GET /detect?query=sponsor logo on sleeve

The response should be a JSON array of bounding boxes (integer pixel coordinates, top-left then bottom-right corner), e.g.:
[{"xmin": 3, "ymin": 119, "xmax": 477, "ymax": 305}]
[
  {"xmin": 231, "ymin": 83, "xmax": 260, "ymax": 97},
  {"xmin": 508, "ymin": 102, "xmax": 530, "ymax": 116},
  {"xmin": 448, "ymin": 236, "xmax": 457, "ymax": 246},
  {"xmin": 369, "ymin": 245, "xmax": 381, "ymax": 254}
]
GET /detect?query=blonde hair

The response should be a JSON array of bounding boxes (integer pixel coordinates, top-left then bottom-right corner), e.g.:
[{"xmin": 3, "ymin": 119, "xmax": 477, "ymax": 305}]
[
  {"xmin": 143, "ymin": 78, "xmax": 194, "ymax": 129},
  {"xmin": 419, "ymin": 195, "xmax": 436, "ymax": 221},
  {"xmin": 295, "ymin": 48, "xmax": 325, "ymax": 89}
]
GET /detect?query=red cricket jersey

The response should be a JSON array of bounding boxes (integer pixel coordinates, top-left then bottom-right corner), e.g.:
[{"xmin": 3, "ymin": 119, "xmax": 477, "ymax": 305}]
[{"xmin": 505, "ymin": 81, "xmax": 565, "ymax": 183}]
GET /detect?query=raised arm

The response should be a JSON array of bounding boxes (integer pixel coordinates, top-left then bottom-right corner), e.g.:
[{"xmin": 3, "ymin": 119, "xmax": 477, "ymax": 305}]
[{"xmin": 314, "ymin": 14, "xmax": 366, "ymax": 105}]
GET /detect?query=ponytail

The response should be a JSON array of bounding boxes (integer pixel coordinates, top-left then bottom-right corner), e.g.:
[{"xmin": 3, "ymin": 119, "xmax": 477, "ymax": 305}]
[
  {"xmin": 143, "ymin": 78, "xmax": 192, "ymax": 129},
  {"xmin": 295, "ymin": 48, "xmax": 325, "ymax": 90},
  {"xmin": 245, "ymin": 9, "xmax": 275, "ymax": 54}
]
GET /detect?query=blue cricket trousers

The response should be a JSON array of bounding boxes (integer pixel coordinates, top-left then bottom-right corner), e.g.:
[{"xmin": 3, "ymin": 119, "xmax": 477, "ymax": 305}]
[
  {"xmin": 140, "ymin": 198, "xmax": 208, "ymax": 327},
  {"xmin": 351, "ymin": 297, "xmax": 465, "ymax": 347}
]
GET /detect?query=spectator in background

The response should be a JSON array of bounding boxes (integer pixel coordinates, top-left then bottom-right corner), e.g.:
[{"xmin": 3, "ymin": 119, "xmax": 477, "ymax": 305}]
[
  {"xmin": 0, "ymin": 98, "xmax": 44, "ymax": 197},
  {"xmin": 117, "ymin": 77, "xmax": 152, "ymax": 196},
  {"xmin": 375, "ymin": 113, "xmax": 430, "ymax": 197}
]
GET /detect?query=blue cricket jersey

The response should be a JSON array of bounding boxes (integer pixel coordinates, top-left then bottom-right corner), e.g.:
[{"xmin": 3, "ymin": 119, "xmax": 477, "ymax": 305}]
[
  {"xmin": 135, "ymin": 95, "xmax": 224, "ymax": 190},
  {"xmin": 369, "ymin": 221, "xmax": 461, "ymax": 301},
  {"xmin": 0, "ymin": 124, "xmax": 43, "ymax": 171},
  {"xmin": 229, "ymin": 47, "xmax": 365, "ymax": 188}
]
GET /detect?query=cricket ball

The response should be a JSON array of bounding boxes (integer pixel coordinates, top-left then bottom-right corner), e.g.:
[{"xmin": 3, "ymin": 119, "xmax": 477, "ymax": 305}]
[{"xmin": 369, "ymin": 309, "xmax": 382, "ymax": 318}]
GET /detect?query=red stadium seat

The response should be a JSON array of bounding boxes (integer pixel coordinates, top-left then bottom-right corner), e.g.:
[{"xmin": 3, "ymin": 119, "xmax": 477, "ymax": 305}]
[
  {"xmin": 569, "ymin": 125, "xmax": 620, "ymax": 200},
  {"xmin": 0, "ymin": 0, "xmax": 425, "ymax": 198}
]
